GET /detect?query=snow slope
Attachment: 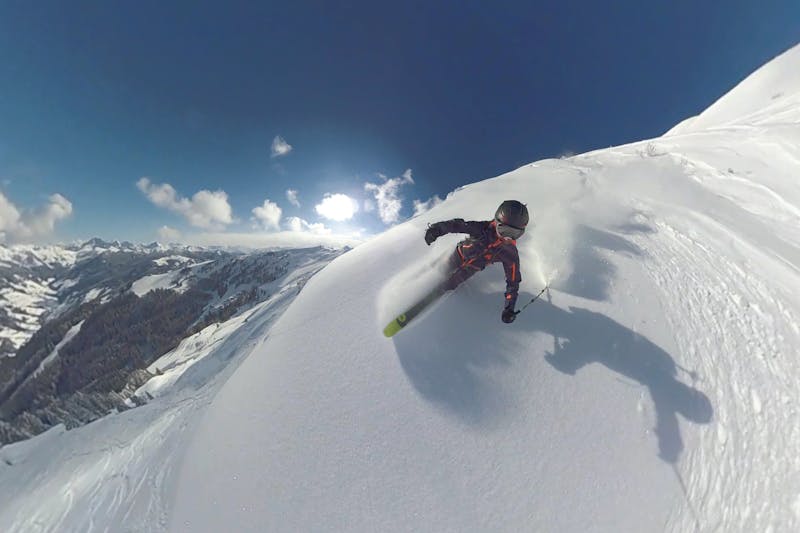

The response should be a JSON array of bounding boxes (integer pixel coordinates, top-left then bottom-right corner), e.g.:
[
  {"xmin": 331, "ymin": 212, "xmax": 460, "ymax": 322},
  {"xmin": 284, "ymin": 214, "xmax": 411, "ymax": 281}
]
[
  {"xmin": 171, "ymin": 44, "xmax": 800, "ymax": 532},
  {"xmin": 667, "ymin": 43, "xmax": 800, "ymax": 136},
  {"xmin": 1, "ymin": 44, "xmax": 799, "ymax": 533}
]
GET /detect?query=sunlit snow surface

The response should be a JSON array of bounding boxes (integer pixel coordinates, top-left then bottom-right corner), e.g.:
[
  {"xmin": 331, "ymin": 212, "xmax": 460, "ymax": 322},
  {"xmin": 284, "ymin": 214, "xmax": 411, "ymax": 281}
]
[{"xmin": 3, "ymin": 45, "xmax": 800, "ymax": 532}]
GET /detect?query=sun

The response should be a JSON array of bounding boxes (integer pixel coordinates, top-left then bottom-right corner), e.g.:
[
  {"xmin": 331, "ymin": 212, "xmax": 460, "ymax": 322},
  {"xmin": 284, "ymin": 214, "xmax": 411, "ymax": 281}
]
[{"xmin": 315, "ymin": 193, "xmax": 359, "ymax": 222}]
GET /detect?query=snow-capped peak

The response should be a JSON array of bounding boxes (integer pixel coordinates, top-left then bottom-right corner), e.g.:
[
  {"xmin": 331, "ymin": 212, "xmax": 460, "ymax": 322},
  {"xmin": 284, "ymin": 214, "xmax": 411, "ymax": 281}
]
[
  {"xmin": 0, "ymin": 244, "xmax": 77, "ymax": 270},
  {"xmin": 667, "ymin": 43, "xmax": 800, "ymax": 135}
]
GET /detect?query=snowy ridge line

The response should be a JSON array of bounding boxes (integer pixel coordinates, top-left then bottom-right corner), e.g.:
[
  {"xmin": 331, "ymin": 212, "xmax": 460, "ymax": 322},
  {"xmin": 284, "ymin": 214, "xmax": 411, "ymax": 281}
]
[
  {"xmin": 666, "ymin": 44, "xmax": 800, "ymax": 135},
  {"xmin": 689, "ymin": 90, "xmax": 800, "ymax": 134}
]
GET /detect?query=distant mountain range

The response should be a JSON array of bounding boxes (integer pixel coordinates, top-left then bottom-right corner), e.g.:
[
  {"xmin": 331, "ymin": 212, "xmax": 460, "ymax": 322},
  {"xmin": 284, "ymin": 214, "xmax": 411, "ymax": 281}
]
[
  {"xmin": 1, "ymin": 238, "xmax": 206, "ymax": 358},
  {"xmin": 0, "ymin": 239, "xmax": 344, "ymax": 443}
]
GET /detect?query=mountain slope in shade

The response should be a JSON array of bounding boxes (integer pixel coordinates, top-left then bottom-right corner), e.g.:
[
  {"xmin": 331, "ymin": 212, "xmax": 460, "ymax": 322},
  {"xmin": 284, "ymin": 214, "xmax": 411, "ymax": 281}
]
[{"xmin": 0, "ymin": 243, "xmax": 343, "ymax": 444}]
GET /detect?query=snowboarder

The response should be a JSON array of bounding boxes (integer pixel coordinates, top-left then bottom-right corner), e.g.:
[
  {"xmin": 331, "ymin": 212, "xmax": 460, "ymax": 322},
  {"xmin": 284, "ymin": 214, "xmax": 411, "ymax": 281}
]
[{"xmin": 424, "ymin": 200, "xmax": 529, "ymax": 324}]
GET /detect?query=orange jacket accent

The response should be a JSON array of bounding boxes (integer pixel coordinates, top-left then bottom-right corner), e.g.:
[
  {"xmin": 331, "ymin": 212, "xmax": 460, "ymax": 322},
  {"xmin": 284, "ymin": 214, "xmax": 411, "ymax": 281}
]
[{"xmin": 429, "ymin": 218, "xmax": 522, "ymax": 309}]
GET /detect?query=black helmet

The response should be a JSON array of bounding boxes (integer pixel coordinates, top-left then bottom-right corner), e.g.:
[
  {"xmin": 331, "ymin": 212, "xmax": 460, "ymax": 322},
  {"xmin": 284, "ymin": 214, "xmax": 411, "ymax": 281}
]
[{"xmin": 494, "ymin": 200, "xmax": 529, "ymax": 239}]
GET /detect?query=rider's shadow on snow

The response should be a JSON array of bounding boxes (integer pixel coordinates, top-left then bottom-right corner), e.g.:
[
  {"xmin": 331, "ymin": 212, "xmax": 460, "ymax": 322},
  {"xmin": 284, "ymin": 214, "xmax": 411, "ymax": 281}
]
[
  {"xmin": 529, "ymin": 300, "xmax": 713, "ymax": 463},
  {"xmin": 560, "ymin": 225, "xmax": 647, "ymax": 301},
  {"xmin": 395, "ymin": 287, "xmax": 518, "ymax": 429}
]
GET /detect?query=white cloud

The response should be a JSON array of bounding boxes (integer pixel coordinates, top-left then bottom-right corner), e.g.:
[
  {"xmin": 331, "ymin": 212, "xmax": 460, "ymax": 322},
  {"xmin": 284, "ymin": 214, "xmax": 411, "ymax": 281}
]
[
  {"xmin": 0, "ymin": 194, "xmax": 23, "ymax": 241},
  {"xmin": 285, "ymin": 216, "xmax": 331, "ymax": 235},
  {"xmin": 364, "ymin": 168, "xmax": 414, "ymax": 224},
  {"xmin": 157, "ymin": 225, "xmax": 181, "ymax": 242},
  {"xmin": 0, "ymin": 192, "xmax": 73, "ymax": 243},
  {"xmin": 137, "ymin": 177, "xmax": 233, "ymax": 230},
  {"xmin": 413, "ymin": 195, "xmax": 444, "ymax": 216},
  {"xmin": 0, "ymin": 194, "xmax": 18, "ymax": 219},
  {"xmin": 188, "ymin": 190, "xmax": 234, "ymax": 228},
  {"xmin": 26, "ymin": 194, "xmax": 72, "ymax": 236},
  {"xmin": 363, "ymin": 199, "xmax": 375, "ymax": 213},
  {"xmin": 286, "ymin": 189, "xmax": 300, "ymax": 207},
  {"xmin": 315, "ymin": 193, "xmax": 359, "ymax": 221},
  {"xmin": 271, "ymin": 136, "xmax": 293, "ymax": 158},
  {"xmin": 251, "ymin": 199, "xmax": 282, "ymax": 230}
]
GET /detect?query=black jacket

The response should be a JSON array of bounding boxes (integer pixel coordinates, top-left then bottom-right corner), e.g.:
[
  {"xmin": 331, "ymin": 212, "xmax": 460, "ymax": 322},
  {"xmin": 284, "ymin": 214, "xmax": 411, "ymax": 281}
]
[{"xmin": 431, "ymin": 218, "xmax": 521, "ymax": 309}]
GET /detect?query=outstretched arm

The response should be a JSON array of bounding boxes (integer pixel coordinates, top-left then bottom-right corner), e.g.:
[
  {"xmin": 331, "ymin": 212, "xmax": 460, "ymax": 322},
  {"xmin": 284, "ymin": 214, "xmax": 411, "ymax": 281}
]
[{"xmin": 424, "ymin": 219, "xmax": 483, "ymax": 244}]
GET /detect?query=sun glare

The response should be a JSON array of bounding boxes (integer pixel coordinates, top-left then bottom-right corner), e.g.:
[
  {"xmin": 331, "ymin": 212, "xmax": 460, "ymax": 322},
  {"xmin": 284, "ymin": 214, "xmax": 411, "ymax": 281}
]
[{"xmin": 315, "ymin": 193, "xmax": 358, "ymax": 221}]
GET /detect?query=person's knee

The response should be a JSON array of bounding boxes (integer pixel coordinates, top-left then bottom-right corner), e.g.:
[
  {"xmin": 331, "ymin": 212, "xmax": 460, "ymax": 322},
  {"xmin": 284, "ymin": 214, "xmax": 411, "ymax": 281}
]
[
  {"xmin": 448, "ymin": 253, "xmax": 461, "ymax": 270},
  {"xmin": 447, "ymin": 268, "xmax": 473, "ymax": 289}
]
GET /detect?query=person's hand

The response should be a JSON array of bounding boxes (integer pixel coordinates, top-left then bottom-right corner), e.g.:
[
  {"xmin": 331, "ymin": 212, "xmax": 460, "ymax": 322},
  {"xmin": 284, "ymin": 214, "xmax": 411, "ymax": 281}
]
[
  {"xmin": 424, "ymin": 226, "xmax": 442, "ymax": 245},
  {"xmin": 502, "ymin": 307, "xmax": 517, "ymax": 323}
]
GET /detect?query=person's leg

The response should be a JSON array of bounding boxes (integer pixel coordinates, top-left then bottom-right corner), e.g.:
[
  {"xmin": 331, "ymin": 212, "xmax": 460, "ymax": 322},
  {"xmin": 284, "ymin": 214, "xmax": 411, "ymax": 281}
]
[{"xmin": 443, "ymin": 250, "xmax": 476, "ymax": 290}]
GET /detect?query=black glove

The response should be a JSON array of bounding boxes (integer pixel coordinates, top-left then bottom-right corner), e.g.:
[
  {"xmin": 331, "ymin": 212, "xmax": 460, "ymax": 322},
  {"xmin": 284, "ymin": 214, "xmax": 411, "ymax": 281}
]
[
  {"xmin": 502, "ymin": 307, "xmax": 518, "ymax": 324},
  {"xmin": 424, "ymin": 225, "xmax": 443, "ymax": 245}
]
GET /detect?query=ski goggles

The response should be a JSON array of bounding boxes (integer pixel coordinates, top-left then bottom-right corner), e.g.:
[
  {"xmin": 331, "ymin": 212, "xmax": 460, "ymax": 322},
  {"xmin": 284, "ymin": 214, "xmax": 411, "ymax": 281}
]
[{"xmin": 496, "ymin": 221, "xmax": 525, "ymax": 240}]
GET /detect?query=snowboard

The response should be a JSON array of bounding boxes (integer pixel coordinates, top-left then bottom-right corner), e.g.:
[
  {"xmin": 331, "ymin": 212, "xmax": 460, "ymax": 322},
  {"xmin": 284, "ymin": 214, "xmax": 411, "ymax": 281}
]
[{"xmin": 383, "ymin": 286, "xmax": 447, "ymax": 337}]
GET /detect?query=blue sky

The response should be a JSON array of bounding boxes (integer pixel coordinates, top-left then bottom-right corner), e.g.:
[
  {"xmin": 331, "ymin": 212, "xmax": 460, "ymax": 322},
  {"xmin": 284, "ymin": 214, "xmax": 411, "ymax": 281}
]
[{"xmin": 0, "ymin": 1, "xmax": 798, "ymax": 246}]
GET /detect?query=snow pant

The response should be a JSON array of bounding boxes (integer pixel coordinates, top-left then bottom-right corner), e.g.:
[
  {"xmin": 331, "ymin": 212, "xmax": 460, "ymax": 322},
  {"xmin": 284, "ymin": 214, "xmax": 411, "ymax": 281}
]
[{"xmin": 442, "ymin": 249, "xmax": 478, "ymax": 291}]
